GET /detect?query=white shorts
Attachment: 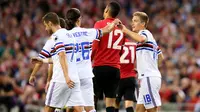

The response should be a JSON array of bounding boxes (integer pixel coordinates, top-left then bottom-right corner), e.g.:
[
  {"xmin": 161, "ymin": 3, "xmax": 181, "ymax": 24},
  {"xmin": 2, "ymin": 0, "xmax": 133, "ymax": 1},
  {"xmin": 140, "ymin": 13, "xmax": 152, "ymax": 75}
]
[
  {"xmin": 137, "ymin": 77, "xmax": 161, "ymax": 109},
  {"xmin": 66, "ymin": 82, "xmax": 85, "ymax": 107},
  {"xmin": 45, "ymin": 81, "xmax": 84, "ymax": 108},
  {"xmin": 80, "ymin": 78, "xmax": 94, "ymax": 106}
]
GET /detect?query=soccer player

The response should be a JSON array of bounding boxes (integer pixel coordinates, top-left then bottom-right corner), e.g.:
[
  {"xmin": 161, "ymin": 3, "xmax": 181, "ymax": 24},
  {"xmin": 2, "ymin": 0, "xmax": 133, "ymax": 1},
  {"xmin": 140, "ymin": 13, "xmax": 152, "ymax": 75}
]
[
  {"xmin": 118, "ymin": 12, "xmax": 164, "ymax": 112},
  {"xmin": 115, "ymin": 39, "xmax": 137, "ymax": 112},
  {"xmin": 29, "ymin": 17, "xmax": 66, "ymax": 92},
  {"xmin": 31, "ymin": 12, "xmax": 85, "ymax": 112},
  {"xmin": 91, "ymin": 1, "xmax": 124, "ymax": 112}
]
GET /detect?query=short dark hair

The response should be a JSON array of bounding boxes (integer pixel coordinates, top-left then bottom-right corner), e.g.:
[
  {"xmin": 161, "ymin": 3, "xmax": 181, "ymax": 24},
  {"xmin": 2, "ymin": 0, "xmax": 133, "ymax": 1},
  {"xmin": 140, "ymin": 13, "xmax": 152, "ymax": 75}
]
[
  {"xmin": 59, "ymin": 17, "xmax": 66, "ymax": 28},
  {"xmin": 108, "ymin": 1, "xmax": 121, "ymax": 18},
  {"xmin": 65, "ymin": 8, "xmax": 81, "ymax": 30},
  {"xmin": 133, "ymin": 12, "xmax": 149, "ymax": 28},
  {"xmin": 42, "ymin": 12, "xmax": 60, "ymax": 25}
]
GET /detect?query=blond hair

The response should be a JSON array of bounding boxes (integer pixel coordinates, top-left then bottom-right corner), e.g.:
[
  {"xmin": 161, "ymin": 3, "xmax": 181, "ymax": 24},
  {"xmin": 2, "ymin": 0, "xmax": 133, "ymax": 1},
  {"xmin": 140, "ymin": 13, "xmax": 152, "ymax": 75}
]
[{"xmin": 133, "ymin": 11, "xmax": 149, "ymax": 28}]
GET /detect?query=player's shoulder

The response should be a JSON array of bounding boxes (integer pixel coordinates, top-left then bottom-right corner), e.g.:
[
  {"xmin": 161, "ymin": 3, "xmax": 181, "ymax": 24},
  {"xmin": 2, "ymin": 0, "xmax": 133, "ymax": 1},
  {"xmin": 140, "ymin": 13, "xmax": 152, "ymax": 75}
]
[
  {"xmin": 53, "ymin": 28, "xmax": 67, "ymax": 36},
  {"xmin": 95, "ymin": 19, "xmax": 107, "ymax": 26},
  {"xmin": 139, "ymin": 29, "xmax": 152, "ymax": 35},
  {"xmin": 95, "ymin": 20, "xmax": 104, "ymax": 24},
  {"xmin": 52, "ymin": 28, "xmax": 67, "ymax": 40}
]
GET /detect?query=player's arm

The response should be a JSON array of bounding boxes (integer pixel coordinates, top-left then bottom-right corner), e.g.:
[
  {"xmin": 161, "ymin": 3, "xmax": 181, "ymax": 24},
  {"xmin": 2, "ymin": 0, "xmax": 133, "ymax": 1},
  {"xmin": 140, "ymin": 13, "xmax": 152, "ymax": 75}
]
[
  {"xmin": 47, "ymin": 64, "xmax": 53, "ymax": 82},
  {"xmin": 157, "ymin": 47, "xmax": 164, "ymax": 67},
  {"xmin": 91, "ymin": 19, "xmax": 121, "ymax": 40},
  {"xmin": 54, "ymin": 36, "xmax": 74, "ymax": 89},
  {"xmin": 118, "ymin": 24, "xmax": 147, "ymax": 43},
  {"xmin": 29, "ymin": 39, "xmax": 53, "ymax": 86},
  {"xmin": 158, "ymin": 53, "xmax": 164, "ymax": 67},
  {"xmin": 58, "ymin": 51, "xmax": 74, "ymax": 88},
  {"xmin": 100, "ymin": 19, "xmax": 121, "ymax": 36},
  {"xmin": 45, "ymin": 63, "xmax": 53, "ymax": 92}
]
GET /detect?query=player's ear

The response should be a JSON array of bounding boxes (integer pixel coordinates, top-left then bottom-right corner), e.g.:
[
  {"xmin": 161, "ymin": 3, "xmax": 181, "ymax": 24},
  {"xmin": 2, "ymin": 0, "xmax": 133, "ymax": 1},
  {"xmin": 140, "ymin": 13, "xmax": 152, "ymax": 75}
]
[
  {"xmin": 141, "ymin": 22, "xmax": 145, "ymax": 27},
  {"xmin": 105, "ymin": 6, "xmax": 109, "ymax": 13},
  {"xmin": 48, "ymin": 21, "xmax": 53, "ymax": 27}
]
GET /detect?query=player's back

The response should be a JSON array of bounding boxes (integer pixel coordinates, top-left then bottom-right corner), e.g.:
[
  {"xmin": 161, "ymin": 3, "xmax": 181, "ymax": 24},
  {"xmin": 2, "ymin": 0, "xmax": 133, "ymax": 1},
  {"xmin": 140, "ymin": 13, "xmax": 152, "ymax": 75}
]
[
  {"xmin": 136, "ymin": 29, "xmax": 161, "ymax": 79},
  {"xmin": 120, "ymin": 40, "xmax": 137, "ymax": 79},
  {"xmin": 68, "ymin": 27, "xmax": 99, "ymax": 79},
  {"xmin": 50, "ymin": 28, "xmax": 79, "ymax": 83},
  {"xmin": 93, "ymin": 18, "xmax": 125, "ymax": 69}
]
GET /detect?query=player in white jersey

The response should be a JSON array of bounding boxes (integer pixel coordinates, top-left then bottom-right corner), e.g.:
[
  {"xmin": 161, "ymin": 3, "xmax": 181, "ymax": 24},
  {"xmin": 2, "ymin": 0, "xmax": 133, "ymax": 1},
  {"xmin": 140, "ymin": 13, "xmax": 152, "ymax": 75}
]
[
  {"xmin": 65, "ymin": 8, "xmax": 98, "ymax": 112},
  {"xmin": 30, "ymin": 12, "xmax": 85, "ymax": 112},
  {"xmin": 118, "ymin": 12, "xmax": 164, "ymax": 112}
]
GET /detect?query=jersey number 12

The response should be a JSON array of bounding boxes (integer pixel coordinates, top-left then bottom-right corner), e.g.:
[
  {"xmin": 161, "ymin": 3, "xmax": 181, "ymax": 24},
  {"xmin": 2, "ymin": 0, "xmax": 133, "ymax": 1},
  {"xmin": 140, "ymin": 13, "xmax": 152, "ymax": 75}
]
[{"xmin": 107, "ymin": 29, "xmax": 123, "ymax": 50}]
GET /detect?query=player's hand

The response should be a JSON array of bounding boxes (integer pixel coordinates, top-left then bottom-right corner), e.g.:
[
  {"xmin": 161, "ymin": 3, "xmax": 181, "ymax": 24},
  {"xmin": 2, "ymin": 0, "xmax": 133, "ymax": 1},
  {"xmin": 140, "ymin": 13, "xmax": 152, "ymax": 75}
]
[
  {"xmin": 45, "ymin": 81, "xmax": 50, "ymax": 92},
  {"xmin": 113, "ymin": 18, "xmax": 122, "ymax": 25},
  {"xmin": 31, "ymin": 57, "xmax": 43, "ymax": 64},
  {"xmin": 66, "ymin": 77, "xmax": 75, "ymax": 89},
  {"xmin": 29, "ymin": 75, "xmax": 36, "ymax": 86},
  {"xmin": 117, "ymin": 23, "xmax": 126, "ymax": 32}
]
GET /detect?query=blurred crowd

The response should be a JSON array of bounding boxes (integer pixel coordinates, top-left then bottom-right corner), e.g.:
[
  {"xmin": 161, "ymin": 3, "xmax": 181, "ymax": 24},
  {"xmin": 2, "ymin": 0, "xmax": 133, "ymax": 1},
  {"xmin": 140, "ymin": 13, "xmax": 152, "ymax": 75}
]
[{"xmin": 0, "ymin": 0, "xmax": 200, "ymax": 111}]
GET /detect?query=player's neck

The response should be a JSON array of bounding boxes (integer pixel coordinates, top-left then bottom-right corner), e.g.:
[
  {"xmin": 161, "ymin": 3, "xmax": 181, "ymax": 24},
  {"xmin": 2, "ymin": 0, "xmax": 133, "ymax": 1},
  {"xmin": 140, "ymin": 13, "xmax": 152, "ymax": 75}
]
[
  {"xmin": 52, "ymin": 25, "xmax": 61, "ymax": 33},
  {"xmin": 104, "ymin": 15, "xmax": 114, "ymax": 19}
]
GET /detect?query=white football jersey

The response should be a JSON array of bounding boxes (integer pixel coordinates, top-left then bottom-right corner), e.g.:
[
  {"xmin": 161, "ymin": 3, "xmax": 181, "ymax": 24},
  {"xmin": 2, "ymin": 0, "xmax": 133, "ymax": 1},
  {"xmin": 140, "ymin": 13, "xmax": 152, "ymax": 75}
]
[
  {"xmin": 67, "ymin": 27, "xmax": 100, "ymax": 79},
  {"xmin": 39, "ymin": 28, "xmax": 79, "ymax": 83},
  {"xmin": 136, "ymin": 29, "xmax": 162, "ymax": 79}
]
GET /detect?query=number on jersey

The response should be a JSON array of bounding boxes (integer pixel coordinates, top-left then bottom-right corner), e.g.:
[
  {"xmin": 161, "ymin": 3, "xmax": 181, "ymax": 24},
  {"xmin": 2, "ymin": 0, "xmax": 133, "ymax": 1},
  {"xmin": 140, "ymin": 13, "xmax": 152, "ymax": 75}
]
[
  {"xmin": 107, "ymin": 29, "xmax": 123, "ymax": 50},
  {"xmin": 120, "ymin": 44, "xmax": 135, "ymax": 64},
  {"xmin": 75, "ymin": 42, "xmax": 91, "ymax": 62}
]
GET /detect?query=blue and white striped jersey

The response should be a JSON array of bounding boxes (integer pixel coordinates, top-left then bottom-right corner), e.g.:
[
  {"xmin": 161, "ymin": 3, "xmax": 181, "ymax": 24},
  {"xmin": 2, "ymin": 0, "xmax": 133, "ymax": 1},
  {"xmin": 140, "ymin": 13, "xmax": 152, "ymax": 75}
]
[
  {"xmin": 136, "ymin": 29, "xmax": 162, "ymax": 79},
  {"xmin": 67, "ymin": 27, "xmax": 100, "ymax": 79},
  {"xmin": 39, "ymin": 28, "xmax": 79, "ymax": 83}
]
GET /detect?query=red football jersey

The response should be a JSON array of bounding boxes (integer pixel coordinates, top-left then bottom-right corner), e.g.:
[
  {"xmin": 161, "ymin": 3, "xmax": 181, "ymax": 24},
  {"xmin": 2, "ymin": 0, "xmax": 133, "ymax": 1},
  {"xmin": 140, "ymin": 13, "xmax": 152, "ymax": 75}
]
[
  {"xmin": 120, "ymin": 39, "xmax": 137, "ymax": 79},
  {"xmin": 92, "ymin": 18, "xmax": 125, "ymax": 69}
]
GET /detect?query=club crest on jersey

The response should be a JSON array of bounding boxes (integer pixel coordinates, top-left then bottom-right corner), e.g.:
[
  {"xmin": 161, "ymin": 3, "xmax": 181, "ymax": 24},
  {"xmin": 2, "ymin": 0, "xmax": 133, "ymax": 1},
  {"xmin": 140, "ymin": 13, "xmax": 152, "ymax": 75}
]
[{"xmin": 55, "ymin": 37, "xmax": 58, "ymax": 40}]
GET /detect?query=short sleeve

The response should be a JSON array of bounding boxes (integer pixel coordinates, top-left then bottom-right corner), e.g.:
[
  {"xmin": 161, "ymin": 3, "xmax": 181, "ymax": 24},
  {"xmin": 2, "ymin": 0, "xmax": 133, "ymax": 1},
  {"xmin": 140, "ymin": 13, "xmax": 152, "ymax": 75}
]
[
  {"xmin": 138, "ymin": 30, "xmax": 148, "ymax": 42},
  {"xmin": 39, "ymin": 39, "xmax": 54, "ymax": 59},
  {"xmin": 86, "ymin": 28, "xmax": 100, "ymax": 41},
  {"xmin": 157, "ymin": 46, "xmax": 162, "ymax": 55},
  {"xmin": 53, "ymin": 34, "xmax": 66, "ymax": 55}
]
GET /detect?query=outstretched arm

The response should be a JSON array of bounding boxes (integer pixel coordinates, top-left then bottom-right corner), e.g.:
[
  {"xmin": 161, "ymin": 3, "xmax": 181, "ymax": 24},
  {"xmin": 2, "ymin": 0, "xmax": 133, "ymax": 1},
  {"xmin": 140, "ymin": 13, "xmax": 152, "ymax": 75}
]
[
  {"xmin": 100, "ymin": 19, "xmax": 121, "ymax": 36},
  {"xmin": 118, "ymin": 24, "xmax": 146, "ymax": 43}
]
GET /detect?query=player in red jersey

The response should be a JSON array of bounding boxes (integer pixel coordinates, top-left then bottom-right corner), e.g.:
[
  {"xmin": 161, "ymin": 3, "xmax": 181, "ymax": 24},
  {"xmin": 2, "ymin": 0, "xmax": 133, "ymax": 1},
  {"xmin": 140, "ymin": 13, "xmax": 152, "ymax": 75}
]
[
  {"xmin": 92, "ymin": 1, "xmax": 124, "ymax": 112},
  {"xmin": 115, "ymin": 39, "xmax": 137, "ymax": 112}
]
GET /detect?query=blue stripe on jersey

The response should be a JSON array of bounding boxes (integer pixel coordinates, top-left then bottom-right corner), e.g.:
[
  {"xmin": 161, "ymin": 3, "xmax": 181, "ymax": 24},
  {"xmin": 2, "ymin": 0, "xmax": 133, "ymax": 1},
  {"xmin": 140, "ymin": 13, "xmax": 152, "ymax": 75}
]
[
  {"xmin": 157, "ymin": 50, "xmax": 162, "ymax": 54},
  {"xmin": 64, "ymin": 44, "xmax": 74, "ymax": 47},
  {"xmin": 96, "ymin": 29, "xmax": 99, "ymax": 39},
  {"xmin": 55, "ymin": 42, "xmax": 64, "ymax": 46},
  {"xmin": 42, "ymin": 49, "xmax": 51, "ymax": 56},
  {"xmin": 136, "ymin": 47, "xmax": 154, "ymax": 52},
  {"xmin": 56, "ymin": 48, "xmax": 65, "ymax": 53},
  {"xmin": 141, "ymin": 32, "xmax": 148, "ymax": 38},
  {"xmin": 51, "ymin": 50, "xmax": 73, "ymax": 57},
  {"xmin": 146, "ymin": 41, "xmax": 157, "ymax": 46},
  {"xmin": 39, "ymin": 54, "xmax": 45, "ymax": 59}
]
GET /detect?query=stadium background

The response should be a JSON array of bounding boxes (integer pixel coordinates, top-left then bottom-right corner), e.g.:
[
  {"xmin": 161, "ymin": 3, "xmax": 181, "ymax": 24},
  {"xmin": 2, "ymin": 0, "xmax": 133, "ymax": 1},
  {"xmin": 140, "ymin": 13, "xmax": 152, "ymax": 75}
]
[{"xmin": 0, "ymin": 0, "xmax": 199, "ymax": 112}]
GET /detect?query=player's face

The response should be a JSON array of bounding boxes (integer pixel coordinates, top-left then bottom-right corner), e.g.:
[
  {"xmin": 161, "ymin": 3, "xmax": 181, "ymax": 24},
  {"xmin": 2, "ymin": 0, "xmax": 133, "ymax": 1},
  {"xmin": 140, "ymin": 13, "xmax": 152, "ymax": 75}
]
[
  {"xmin": 44, "ymin": 21, "xmax": 53, "ymax": 35},
  {"xmin": 131, "ymin": 16, "xmax": 145, "ymax": 33}
]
